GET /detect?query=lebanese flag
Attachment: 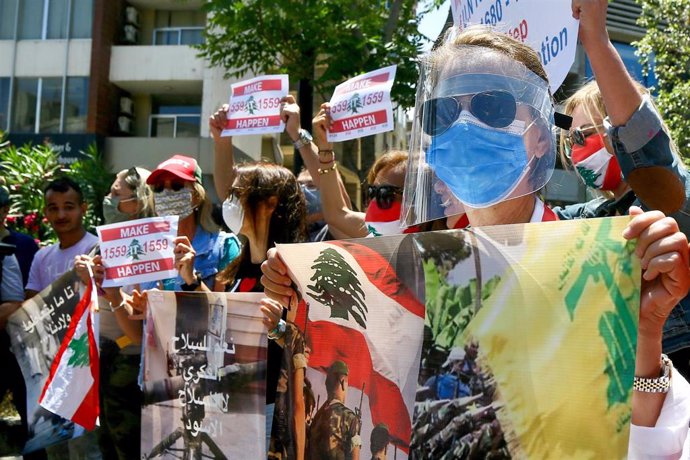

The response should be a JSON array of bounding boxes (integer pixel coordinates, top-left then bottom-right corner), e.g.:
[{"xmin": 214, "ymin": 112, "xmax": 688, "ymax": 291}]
[
  {"xmin": 278, "ymin": 236, "xmax": 425, "ymax": 451},
  {"xmin": 364, "ymin": 200, "xmax": 420, "ymax": 236},
  {"xmin": 39, "ymin": 280, "xmax": 99, "ymax": 430}
]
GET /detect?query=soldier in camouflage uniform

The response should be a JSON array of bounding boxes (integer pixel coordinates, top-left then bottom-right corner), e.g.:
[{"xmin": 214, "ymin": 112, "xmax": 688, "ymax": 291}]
[
  {"xmin": 308, "ymin": 360, "xmax": 362, "ymax": 460},
  {"xmin": 369, "ymin": 423, "xmax": 389, "ymax": 460},
  {"xmin": 269, "ymin": 321, "xmax": 308, "ymax": 460}
]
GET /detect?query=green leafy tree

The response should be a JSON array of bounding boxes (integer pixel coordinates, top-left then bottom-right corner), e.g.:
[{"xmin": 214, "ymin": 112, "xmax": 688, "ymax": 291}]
[
  {"xmin": 127, "ymin": 239, "xmax": 145, "ymax": 260},
  {"xmin": 635, "ymin": 0, "xmax": 690, "ymax": 160},
  {"xmin": 307, "ymin": 248, "xmax": 368, "ymax": 328},
  {"xmin": 575, "ymin": 166, "xmax": 601, "ymax": 188},
  {"xmin": 67, "ymin": 334, "xmax": 90, "ymax": 367}
]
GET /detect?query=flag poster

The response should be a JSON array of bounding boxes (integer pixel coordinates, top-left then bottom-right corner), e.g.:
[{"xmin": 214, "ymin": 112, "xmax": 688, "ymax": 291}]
[
  {"xmin": 273, "ymin": 216, "xmax": 639, "ymax": 459},
  {"xmin": 6, "ymin": 270, "xmax": 86, "ymax": 453},
  {"xmin": 141, "ymin": 291, "xmax": 268, "ymax": 459}
]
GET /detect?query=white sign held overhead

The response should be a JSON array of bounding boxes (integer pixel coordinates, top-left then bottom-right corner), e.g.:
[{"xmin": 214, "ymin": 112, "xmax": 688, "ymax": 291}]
[
  {"xmin": 450, "ymin": 0, "xmax": 578, "ymax": 92},
  {"xmin": 221, "ymin": 75, "xmax": 289, "ymax": 136}
]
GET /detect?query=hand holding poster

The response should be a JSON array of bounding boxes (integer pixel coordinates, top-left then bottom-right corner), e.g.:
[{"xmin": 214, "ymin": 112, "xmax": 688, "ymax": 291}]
[
  {"xmin": 327, "ymin": 65, "xmax": 397, "ymax": 142},
  {"xmin": 451, "ymin": 0, "xmax": 578, "ymax": 92},
  {"xmin": 97, "ymin": 216, "xmax": 178, "ymax": 287},
  {"xmin": 221, "ymin": 75, "xmax": 289, "ymax": 136}
]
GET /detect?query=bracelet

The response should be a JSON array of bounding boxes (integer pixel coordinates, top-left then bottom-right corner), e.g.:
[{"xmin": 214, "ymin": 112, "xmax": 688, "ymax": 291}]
[
  {"xmin": 181, "ymin": 272, "xmax": 202, "ymax": 291},
  {"xmin": 268, "ymin": 319, "xmax": 286, "ymax": 340},
  {"xmin": 318, "ymin": 162, "xmax": 337, "ymax": 175},
  {"xmin": 318, "ymin": 149, "xmax": 334, "ymax": 155},
  {"xmin": 633, "ymin": 354, "xmax": 672, "ymax": 393},
  {"xmin": 318, "ymin": 149, "xmax": 335, "ymax": 164}
]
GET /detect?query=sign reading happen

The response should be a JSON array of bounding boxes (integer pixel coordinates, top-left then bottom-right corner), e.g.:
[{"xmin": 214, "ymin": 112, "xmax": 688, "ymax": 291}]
[
  {"xmin": 97, "ymin": 216, "xmax": 178, "ymax": 287},
  {"xmin": 451, "ymin": 0, "xmax": 578, "ymax": 92},
  {"xmin": 221, "ymin": 75, "xmax": 289, "ymax": 136},
  {"xmin": 327, "ymin": 65, "xmax": 397, "ymax": 142}
]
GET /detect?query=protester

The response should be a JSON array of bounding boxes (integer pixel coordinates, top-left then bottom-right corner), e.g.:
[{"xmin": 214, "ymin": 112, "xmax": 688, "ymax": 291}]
[
  {"xmin": 261, "ymin": 9, "xmax": 690, "ymax": 458},
  {"xmin": 0, "ymin": 184, "xmax": 39, "ymax": 286},
  {"xmin": 296, "ymin": 169, "xmax": 330, "ymax": 241},
  {"xmin": 73, "ymin": 167, "xmax": 154, "ymax": 460},
  {"xmin": 552, "ymin": 15, "xmax": 690, "ymax": 375},
  {"xmin": 25, "ymin": 177, "xmax": 100, "ymax": 460}
]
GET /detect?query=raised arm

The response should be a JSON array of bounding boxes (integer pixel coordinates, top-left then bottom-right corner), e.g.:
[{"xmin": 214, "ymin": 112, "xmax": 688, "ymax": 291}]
[{"xmin": 210, "ymin": 104, "xmax": 237, "ymax": 200}]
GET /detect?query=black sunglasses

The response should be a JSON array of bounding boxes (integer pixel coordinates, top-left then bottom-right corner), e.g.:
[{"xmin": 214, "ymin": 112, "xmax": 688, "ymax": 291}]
[
  {"xmin": 367, "ymin": 184, "xmax": 402, "ymax": 210},
  {"xmin": 153, "ymin": 181, "xmax": 186, "ymax": 193},
  {"xmin": 564, "ymin": 125, "xmax": 603, "ymax": 154},
  {"xmin": 422, "ymin": 90, "xmax": 517, "ymax": 136}
]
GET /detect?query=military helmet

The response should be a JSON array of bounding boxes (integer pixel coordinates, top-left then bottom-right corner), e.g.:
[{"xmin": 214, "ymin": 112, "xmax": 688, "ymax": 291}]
[
  {"xmin": 370, "ymin": 423, "xmax": 390, "ymax": 452},
  {"xmin": 328, "ymin": 360, "xmax": 349, "ymax": 376}
]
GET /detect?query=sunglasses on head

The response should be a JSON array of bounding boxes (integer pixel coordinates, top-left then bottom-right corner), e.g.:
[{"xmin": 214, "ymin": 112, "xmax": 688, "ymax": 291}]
[
  {"xmin": 153, "ymin": 181, "xmax": 186, "ymax": 193},
  {"xmin": 422, "ymin": 90, "xmax": 518, "ymax": 136},
  {"xmin": 367, "ymin": 184, "xmax": 402, "ymax": 210},
  {"xmin": 564, "ymin": 125, "xmax": 604, "ymax": 154}
]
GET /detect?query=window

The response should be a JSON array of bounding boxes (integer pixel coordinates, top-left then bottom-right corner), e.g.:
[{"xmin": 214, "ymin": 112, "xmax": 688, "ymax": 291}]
[
  {"xmin": 64, "ymin": 77, "xmax": 88, "ymax": 132},
  {"xmin": 17, "ymin": 0, "xmax": 43, "ymax": 39},
  {"xmin": 11, "ymin": 78, "xmax": 39, "ymax": 132},
  {"xmin": 153, "ymin": 10, "xmax": 204, "ymax": 45},
  {"xmin": 47, "ymin": 0, "xmax": 69, "ymax": 39},
  {"xmin": 0, "ymin": 78, "xmax": 10, "ymax": 131},
  {"xmin": 0, "ymin": 0, "xmax": 17, "ymax": 39},
  {"xmin": 9, "ymin": 77, "xmax": 88, "ymax": 133},
  {"xmin": 39, "ymin": 78, "xmax": 62, "ymax": 133},
  {"xmin": 70, "ymin": 0, "xmax": 92, "ymax": 39},
  {"xmin": 149, "ymin": 98, "xmax": 201, "ymax": 138}
]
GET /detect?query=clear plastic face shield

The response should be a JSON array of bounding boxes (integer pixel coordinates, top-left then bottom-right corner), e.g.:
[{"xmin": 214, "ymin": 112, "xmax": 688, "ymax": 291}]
[{"xmin": 401, "ymin": 45, "xmax": 556, "ymax": 227}]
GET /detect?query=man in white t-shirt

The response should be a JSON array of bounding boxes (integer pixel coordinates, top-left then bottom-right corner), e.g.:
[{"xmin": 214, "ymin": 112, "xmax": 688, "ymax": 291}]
[
  {"xmin": 25, "ymin": 177, "xmax": 98, "ymax": 298},
  {"xmin": 25, "ymin": 177, "xmax": 100, "ymax": 460}
]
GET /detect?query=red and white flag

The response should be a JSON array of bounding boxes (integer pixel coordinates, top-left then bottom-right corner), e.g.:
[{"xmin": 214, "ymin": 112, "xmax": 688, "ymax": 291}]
[
  {"xmin": 278, "ymin": 236, "xmax": 424, "ymax": 452},
  {"xmin": 39, "ymin": 279, "xmax": 99, "ymax": 430}
]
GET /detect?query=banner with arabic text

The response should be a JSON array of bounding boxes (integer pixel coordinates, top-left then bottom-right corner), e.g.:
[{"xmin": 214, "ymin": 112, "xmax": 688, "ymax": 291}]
[{"xmin": 142, "ymin": 291, "xmax": 267, "ymax": 459}]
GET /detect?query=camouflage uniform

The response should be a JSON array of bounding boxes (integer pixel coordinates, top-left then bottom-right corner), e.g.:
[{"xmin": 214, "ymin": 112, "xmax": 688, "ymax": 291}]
[
  {"xmin": 308, "ymin": 399, "xmax": 361, "ymax": 460},
  {"xmin": 269, "ymin": 322, "xmax": 307, "ymax": 459}
]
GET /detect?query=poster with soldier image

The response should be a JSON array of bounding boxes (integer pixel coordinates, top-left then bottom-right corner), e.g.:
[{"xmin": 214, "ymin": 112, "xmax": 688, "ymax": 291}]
[
  {"xmin": 275, "ymin": 216, "xmax": 639, "ymax": 459},
  {"xmin": 141, "ymin": 291, "xmax": 268, "ymax": 459},
  {"xmin": 6, "ymin": 270, "xmax": 86, "ymax": 453}
]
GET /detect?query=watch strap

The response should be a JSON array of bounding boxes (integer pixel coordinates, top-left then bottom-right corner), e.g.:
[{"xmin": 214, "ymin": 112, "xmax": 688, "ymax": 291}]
[
  {"xmin": 293, "ymin": 129, "xmax": 312, "ymax": 150},
  {"xmin": 633, "ymin": 354, "xmax": 672, "ymax": 393}
]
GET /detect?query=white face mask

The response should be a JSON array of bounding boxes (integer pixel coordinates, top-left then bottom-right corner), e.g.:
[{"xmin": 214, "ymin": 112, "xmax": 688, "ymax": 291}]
[
  {"xmin": 154, "ymin": 188, "xmax": 194, "ymax": 219},
  {"xmin": 222, "ymin": 196, "xmax": 245, "ymax": 233}
]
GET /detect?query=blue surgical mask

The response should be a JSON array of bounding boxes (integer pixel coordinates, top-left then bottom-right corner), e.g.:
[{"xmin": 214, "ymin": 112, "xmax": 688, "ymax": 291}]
[
  {"xmin": 300, "ymin": 184, "xmax": 322, "ymax": 216},
  {"xmin": 426, "ymin": 112, "xmax": 529, "ymax": 208}
]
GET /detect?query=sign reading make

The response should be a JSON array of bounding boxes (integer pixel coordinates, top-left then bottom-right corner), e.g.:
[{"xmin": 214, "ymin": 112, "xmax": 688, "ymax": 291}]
[
  {"xmin": 327, "ymin": 65, "xmax": 397, "ymax": 143},
  {"xmin": 451, "ymin": 0, "xmax": 578, "ymax": 92},
  {"xmin": 97, "ymin": 216, "xmax": 179, "ymax": 287},
  {"xmin": 221, "ymin": 75, "xmax": 289, "ymax": 137}
]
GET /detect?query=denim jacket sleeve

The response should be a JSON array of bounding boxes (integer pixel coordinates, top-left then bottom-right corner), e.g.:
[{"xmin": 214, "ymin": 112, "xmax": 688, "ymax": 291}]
[{"xmin": 605, "ymin": 96, "xmax": 690, "ymax": 235}]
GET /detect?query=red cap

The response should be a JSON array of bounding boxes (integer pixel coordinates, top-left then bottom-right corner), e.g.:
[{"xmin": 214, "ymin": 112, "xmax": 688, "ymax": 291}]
[{"xmin": 147, "ymin": 155, "xmax": 203, "ymax": 185}]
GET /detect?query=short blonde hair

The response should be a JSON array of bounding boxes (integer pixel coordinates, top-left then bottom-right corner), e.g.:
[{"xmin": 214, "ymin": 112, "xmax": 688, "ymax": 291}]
[{"xmin": 122, "ymin": 167, "xmax": 155, "ymax": 218}]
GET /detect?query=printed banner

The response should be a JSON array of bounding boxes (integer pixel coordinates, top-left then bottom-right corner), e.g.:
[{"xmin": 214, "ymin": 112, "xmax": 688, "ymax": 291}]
[
  {"xmin": 273, "ymin": 217, "xmax": 639, "ymax": 459},
  {"xmin": 6, "ymin": 270, "xmax": 87, "ymax": 453},
  {"xmin": 142, "ymin": 291, "xmax": 267, "ymax": 459},
  {"xmin": 327, "ymin": 65, "xmax": 397, "ymax": 142},
  {"xmin": 451, "ymin": 0, "xmax": 578, "ymax": 92},
  {"xmin": 97, "ymin": 216, "xmax": 178, "ymax": 287},
  {"xmin": 221, "ymin": 75, "xmax": 289, "ymax": 136}
]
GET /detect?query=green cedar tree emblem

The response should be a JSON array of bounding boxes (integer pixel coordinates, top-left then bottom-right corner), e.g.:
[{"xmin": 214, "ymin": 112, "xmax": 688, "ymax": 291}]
[
  {"xmin": 245, "ymin": 95, "xmax": 258, "ymax": 115},
  {"xmin": 576, "ymin": 165, "xmax": 601, "ymax": 188},
  {"xmin": 347, "ymin": 93, "xmax": 363, "ymax": 114},
  {"xmin": 127, "ymin": 238, "xmax": 145, "ymax": 260},
  {"xmin": 67, "ymin": 333, "xmax": 90, "ymax": 367},
  {"xmin": 366, "ymin": 224, "xmax": 381, "ymax": 237},
  {"xmin": 307, "ymin": 248, "xmax": 368, "ymax": 328}
]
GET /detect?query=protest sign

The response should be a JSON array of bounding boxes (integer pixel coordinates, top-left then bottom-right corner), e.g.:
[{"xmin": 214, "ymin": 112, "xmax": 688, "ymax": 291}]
[
  {"xmin": 97, "ymin": 216, "xmax": 178, "ymax": 287},
  {"xmin": 221, "ymin": 75, "xmax": 289, "ymax": 136},
  {"xmin": 6, "ymin": 270, "xmax": 87, "ymax": 453},
  {"xmin": 273, "ymin": 217, "xmax": 639, "ymax": 458},
  {"xmin": 327, "ymin": 65, "xmax": 397, "ymax": 142},
  {"xmin": 141, "ymin": 291, "xmax": 267, "ymax": 459},
  {"xmin": 451, "ymin": 0, "xmax": 578, "ymax": 92}
]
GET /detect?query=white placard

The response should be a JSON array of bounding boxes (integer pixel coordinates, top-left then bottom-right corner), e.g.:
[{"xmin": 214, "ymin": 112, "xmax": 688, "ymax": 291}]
[
  {"xmin": 97, "ymin": 216, "xmax": 179, "ymax": 287},
  {"xmin": 327, "ymin": 65, "xmax": 397, "ymax": 142},
  {"xmin": 451, "ymin": 0, "xmax": 578, "ymax": 92},
  {"xmin": 221, "ymin": 74, "xmax": 289, "ymax": 136}
]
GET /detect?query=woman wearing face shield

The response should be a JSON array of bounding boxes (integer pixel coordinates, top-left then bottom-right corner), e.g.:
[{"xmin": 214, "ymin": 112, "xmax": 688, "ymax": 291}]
[
  {"xmin": 73, "ymin": 167, "xmax": 154, "ymax": 460},
  {"xmin": 262, "ymin": 8, "xmax": 690, "ymax": 460}
]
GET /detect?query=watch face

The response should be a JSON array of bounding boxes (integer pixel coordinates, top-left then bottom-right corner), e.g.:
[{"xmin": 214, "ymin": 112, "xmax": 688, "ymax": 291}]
[{"xmin": 300, "ymin": 130, "xmax": 313, "ymax": 142}]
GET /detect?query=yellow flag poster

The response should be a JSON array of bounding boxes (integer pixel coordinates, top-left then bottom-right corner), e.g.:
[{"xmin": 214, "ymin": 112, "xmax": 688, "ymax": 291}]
[{"xmin": 413, "ymin": 216, "xmax": 639, "ymax": 459}]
